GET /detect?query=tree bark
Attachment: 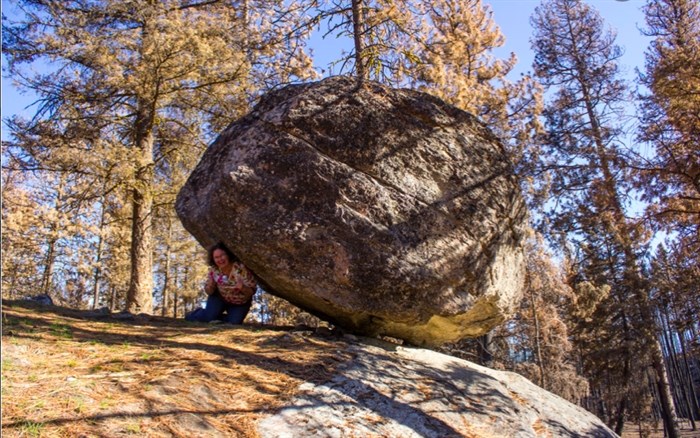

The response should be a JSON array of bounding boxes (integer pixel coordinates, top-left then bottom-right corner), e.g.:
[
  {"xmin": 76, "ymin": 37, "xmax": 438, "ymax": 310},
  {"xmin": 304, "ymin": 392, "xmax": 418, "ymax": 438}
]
[
  {"xmin": 109, "ymin": 286, "xmax": 117, "ymax": 312},
  {"xmin": 126, "ymin": 170, "xmax": 154, "ymax": 314},
  {"xmin": 41, "ymin": 237, "xmax": 57, "ymax": 296},
  {"xmin": 478, "ymin": 332, "xmax": 494, "ymax": 368},
  {"xmin": 678, "ymin": 329, "xmax": 700, "ymax": 428},
  {"xmin": 653, "ymin": 344, "xmax": 680, "ymax": 438},
  {"xmin": 614, "ymin": 398, "xmax": 627, "ymax": 436},
  {"xmin": 91, "ymin": 197, "xmax": 107, "ymax": 309},
  {"xmin": 530, "ymin": 289, "xmax": 546, "ymax": 389},
  {"xmin": 579, "ymin": 77, "xmax": 681, "ymax": 438},
  {"xmin": 662, "ymin": 310, "xmax": 695, "ymax": 426},
  {"xmin": 126, "ymin": 100, "xmax": 156, "ymax": 314},
  {"xmin": 173, "ymin": 268, "xmax": 180, "ymax": 318},
  {"xmin": 161, "ymin": 218, "xmax": 173, "ymax": 317},
  {"xmin": 351, "ymin": 0, "xmax": 366, "ymax": 82},
  {"xmin": 8, "ymin": 267, "xmax": 18, "ymax": 299}
]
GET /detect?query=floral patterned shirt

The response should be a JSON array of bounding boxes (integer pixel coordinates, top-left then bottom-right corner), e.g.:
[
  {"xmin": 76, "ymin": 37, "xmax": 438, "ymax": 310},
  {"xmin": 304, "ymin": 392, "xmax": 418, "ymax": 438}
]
[{"xmin": 209, "ymin": 262, "xmax": 257, "ymax": 304}]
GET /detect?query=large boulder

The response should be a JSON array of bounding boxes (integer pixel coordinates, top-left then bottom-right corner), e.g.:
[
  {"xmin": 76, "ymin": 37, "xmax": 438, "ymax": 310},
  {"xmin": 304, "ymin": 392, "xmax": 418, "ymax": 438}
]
[{"xmin": 176, "ymin": 76, "xmax": 527, "ymax": 346}]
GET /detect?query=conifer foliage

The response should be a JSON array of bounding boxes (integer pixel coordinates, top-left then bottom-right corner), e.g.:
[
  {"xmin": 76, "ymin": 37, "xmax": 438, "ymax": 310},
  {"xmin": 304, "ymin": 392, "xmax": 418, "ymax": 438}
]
[
  {"xmin": 637, "ymin": 0, "xmax": 700, "ymax": 431},
  {"xmin": 403, "ymin": 0, "xmax": 544, "ymax": 166},
  {"xmin": 495, "ymin": 232, "xmax": 589, "ymax": 404},
  {"xmin": 530, "ymin": 0, "xmax": 684, "ymax": 435},
  {"xmin": 2, "ymin": 0, "xmax": 698, "ymax": 433},
  {"xmin": 3, "ymin": 0, "xmax": 316, "ymax": 312},
  {"xmin": 637, "ymin": 0, "xmax": 700, "ymax": 250}
]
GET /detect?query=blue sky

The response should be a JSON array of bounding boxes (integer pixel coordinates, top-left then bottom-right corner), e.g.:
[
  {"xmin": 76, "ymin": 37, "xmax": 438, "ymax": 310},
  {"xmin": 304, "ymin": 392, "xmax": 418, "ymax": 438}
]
[
  {"xmin": 1, "ymin": 0, "xmax": 649, "ymax": 141},
  {"xmin": 489, "ymin": 0, "xmax": 648, "ymax": 80}
]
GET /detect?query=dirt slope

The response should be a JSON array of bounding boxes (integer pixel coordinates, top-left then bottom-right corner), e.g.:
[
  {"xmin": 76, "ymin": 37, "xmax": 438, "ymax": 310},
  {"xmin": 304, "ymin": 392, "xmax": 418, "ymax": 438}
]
[
  {"xmin": 3, "ymin": 301, "xmax": 695, "ymax": 438},
  {"xmin": 2, "ymin": 300, "xmax": 350, "ymax": 437}
]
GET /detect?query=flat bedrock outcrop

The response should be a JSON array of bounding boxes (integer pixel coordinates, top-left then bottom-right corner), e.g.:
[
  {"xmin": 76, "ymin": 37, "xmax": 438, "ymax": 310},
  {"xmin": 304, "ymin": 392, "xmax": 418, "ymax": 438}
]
[{"xmin": 258, "ymin": 336, "xmax": 619, "ymax": 438}]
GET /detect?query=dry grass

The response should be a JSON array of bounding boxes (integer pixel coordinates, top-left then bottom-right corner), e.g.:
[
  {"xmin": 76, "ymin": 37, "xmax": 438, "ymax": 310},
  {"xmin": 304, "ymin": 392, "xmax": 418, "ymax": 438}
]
[
  {"xmin": 1, "ymin": 300, "xmax": 352, "ymax": 438},
  {"xmin": 4, "ymin": 300, "xmax": 699, "ymax": 438}
]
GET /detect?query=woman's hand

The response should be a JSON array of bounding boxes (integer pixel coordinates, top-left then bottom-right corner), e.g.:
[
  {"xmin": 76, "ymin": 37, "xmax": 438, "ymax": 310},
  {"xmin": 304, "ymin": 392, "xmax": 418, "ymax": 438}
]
[
  {"xmin": 228, "ymin": 281, "xmax": 254, "ymax": 305},
  {"xmin": 204, "ymin": 275, "xmax": 217, "ymax": 295}
]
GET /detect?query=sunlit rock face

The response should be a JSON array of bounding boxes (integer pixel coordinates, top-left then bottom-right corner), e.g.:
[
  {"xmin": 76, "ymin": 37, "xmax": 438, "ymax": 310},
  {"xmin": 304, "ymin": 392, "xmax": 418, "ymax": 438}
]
[{"xmin": 176, "ymin": 76, "xmax": 527, "ymax": 346}]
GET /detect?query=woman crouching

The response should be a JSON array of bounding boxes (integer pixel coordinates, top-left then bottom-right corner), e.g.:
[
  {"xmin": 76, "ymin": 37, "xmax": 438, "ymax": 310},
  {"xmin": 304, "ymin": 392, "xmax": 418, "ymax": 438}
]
[{"xmin": 185, "ymin": 241, "xmax": 256, "ymax": 324}]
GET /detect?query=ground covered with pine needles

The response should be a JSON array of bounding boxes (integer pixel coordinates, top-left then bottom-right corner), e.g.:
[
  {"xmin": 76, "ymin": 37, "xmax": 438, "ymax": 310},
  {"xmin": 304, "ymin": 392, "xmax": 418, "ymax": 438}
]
[
  {"xmin": 1, "ymin": 300, "xmax": 352, "ymax": 437},
  {"xmin": 3, "ymin": 300, "xmax": 698, "ymax": 438}
]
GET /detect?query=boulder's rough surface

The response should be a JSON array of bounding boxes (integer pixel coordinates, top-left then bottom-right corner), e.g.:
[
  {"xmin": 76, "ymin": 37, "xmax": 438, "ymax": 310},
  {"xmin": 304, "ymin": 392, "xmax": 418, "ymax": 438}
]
[
  {"xmin": 258, "ymin": 336, "xmax": 619, "ymax": 438},
  {"xmin": 176, "ymin": 76, "xmax": 527, "ymax": 346}
]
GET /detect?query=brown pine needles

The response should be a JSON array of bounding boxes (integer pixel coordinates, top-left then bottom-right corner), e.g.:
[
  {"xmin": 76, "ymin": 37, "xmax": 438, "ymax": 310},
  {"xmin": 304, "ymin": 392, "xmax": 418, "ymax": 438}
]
[{"xmin": 1, "ymin": 301, "xmax": 351, "ymax": 437}]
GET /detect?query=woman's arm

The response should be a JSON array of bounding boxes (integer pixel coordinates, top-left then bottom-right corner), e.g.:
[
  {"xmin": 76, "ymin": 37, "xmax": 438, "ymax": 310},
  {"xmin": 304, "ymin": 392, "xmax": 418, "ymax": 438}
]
[
  {"xmin": 226, "ymin": 281, "xmax": 255, "ymax": 305},
  {"xmin": 204, "ymin": 271, "xmax": 217, "ymax": 295},
  {"xmin": 238, "ymin": 284, "xmax": 256, "ymax": 301},
  {"xmin": 228, "ymin": 264, "xmax": 257, "ymax": 304}
]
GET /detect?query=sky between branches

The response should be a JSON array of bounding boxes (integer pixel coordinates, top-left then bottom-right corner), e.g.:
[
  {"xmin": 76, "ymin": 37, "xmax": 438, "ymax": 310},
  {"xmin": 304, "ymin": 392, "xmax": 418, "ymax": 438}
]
[{"xmin": 1, "ymin": 0, "xmax": 648, "ymax": 143}]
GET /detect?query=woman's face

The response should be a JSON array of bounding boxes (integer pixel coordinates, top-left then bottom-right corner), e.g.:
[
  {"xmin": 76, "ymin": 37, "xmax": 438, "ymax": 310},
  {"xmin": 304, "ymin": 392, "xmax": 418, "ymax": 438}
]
[{"xmin": 212, "ymin": 249, "xmax": 230, "ymax": 268}]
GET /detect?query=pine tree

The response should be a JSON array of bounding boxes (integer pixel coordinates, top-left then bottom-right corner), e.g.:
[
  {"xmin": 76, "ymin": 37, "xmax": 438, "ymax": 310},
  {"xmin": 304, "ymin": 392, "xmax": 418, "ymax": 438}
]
[
  {"xmin": 651, "ymin": 243, "xmax": 700, "ymax": 428},
  {"xmin": 3, "ymin": 0, "xmax": 316, "ymax": 313},
  {"xmin": 1, "ymin": 144, "xmax": 96, "ymax": 305},
  {"xmin": 637, "ymin": 0, "xmax": 700, "ymax": 430},
  {"xmin": 530, "ymin": 0, "xmax": 679, "ymax": 435},
  {"xmin": 636, "ymin": 0, "xmax": 700, "ymax": 251},
  {"xmin": 405, "ymin": 0, "xmax": 514, "ymax": 110},
  {"xmin": 1, "ymin": 162, "xmax": 47, "ymax": 299},
  {"xmin": 494, "ymin": 232, "xmax": 588, "ymax": 403},
  {"xmin": 315, "ymin": 0, "xmax": 423, "ymax": 82},
  {"xmin": 635, "ymin": 3, "xmax": 700, "ymax": 372}
]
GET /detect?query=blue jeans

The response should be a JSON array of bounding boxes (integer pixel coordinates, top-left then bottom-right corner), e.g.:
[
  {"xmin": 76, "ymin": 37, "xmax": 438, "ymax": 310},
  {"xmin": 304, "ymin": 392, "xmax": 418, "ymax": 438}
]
[{"xmin": 185, "ymin": 292, "xmax": 252, "ymax": 324}]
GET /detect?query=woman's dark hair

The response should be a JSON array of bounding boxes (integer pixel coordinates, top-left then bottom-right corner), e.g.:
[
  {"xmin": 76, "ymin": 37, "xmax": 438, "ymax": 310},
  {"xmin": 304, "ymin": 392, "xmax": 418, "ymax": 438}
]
[{"xmin": 207, "ymin": 241, "xmax": 240, "ymax": 266}]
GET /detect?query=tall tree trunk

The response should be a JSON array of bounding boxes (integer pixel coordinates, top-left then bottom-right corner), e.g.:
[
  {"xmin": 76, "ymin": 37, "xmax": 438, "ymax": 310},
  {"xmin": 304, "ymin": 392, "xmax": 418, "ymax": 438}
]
[
  {"xmin": 478, "ymin": 332, "xmax": 494, "ymax": 368},
  {"xmin": 161, "ymin": 218, "xmax": 173, "ymax": 317},
  {"xmin": 91, "ymin": 197, "xmax": 107, "ymax": 309},
  {"xmin": 41, "ymin": 237, "xmax": 57, "ymax": 296},
  {"xmin": 351, "ymin": 0, "xmax": 366, "ymax": 82},
  {"xmin": 679, "ymin": 329, "xmax": 700, "ymax": 429},
  {"xmin": 127, "ymin": 177, "xmax": 154, "ymax": 313},
  {"xmin": 8, "ymin": 266, "xmax": 19, "ymax": 299},
  {"xmin": 126, "ymin": 101, "xmax": 155, "ymax": 314},
  {"xmin": 109, "ymin": 286, "xmax": 117, "ymax": 312},
  {"xmin": 173, "ymin": 269, "xmax": 180, "ymax": 318},
  {"xmin": 614, "ymin": 313, "xmax": 632, "ymax": 435},
  {"xmin": 614, "ymin": 398, "xmax": 627, "ymax": 436},
  {"xmin": 530, "ymin": 288, "xmax": 546, "ymax": 389},
  {"xmin": 662, "ymin": 310, "xmax": 695, "ymax": 426},
  {"xmin": 596, "ymin": 387, "xmax": 609, "ymax": 424},
  {"xmin": 653, "ymin": 347, "xmax": 680, "ymax": 437},
  {"xmin": 579, "ymin": 78, "xmax": 681, "ymax": 438}
]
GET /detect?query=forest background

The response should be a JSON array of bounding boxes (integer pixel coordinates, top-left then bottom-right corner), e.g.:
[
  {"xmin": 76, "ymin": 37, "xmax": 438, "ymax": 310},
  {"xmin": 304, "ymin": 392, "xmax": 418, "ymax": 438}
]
[{"xmin": 1, "ymin": 0, "xmax": 698, "ymax": 436}]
